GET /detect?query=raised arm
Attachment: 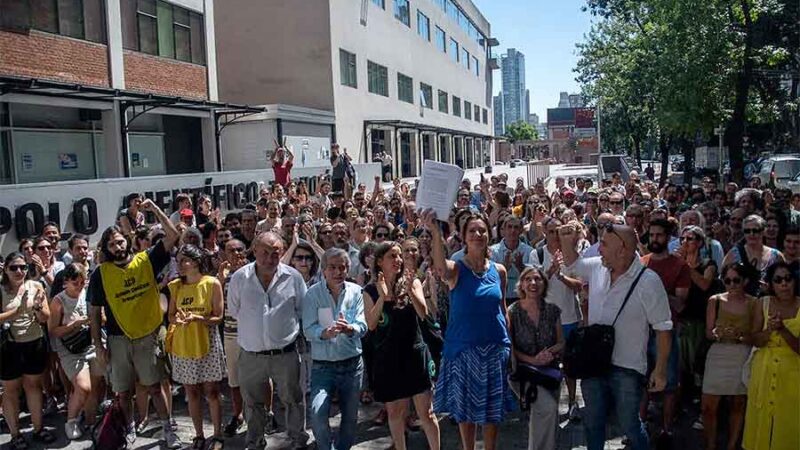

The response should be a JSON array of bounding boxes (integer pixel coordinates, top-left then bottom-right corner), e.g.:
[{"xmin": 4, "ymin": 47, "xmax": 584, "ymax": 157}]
[
  {"xmin": 140, "ymin": 198, "xmax": 179, "ymax": 252},
  {"xmin": 421, "ymin": 209, "xmax": 458, "ymax": 287}
]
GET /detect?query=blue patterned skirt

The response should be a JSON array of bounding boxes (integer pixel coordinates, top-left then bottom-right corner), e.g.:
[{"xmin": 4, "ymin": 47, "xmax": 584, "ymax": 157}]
[{"xmin": 433, "ymin": 344, "xmax": 516, "ymax": 424}]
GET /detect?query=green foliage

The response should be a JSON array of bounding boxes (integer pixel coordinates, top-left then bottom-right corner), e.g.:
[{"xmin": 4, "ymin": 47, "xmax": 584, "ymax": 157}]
[{"xmin": 505, "ymin": 121, "xmax": 538, "ymax": 142}]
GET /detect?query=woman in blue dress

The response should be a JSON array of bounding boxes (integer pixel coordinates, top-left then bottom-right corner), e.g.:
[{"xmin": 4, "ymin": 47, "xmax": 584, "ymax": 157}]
[{"xmin": 421, "ymin": 209, "xmax": 515, "ymax": 450}]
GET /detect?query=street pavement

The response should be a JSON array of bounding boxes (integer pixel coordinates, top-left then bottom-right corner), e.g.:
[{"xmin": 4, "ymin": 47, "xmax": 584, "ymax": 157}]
[{"xmin": 1, "ymin": 380, "xmax": 710, "ymax": 450}]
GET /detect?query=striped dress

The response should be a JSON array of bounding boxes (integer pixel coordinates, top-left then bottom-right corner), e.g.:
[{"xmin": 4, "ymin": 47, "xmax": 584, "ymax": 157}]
[{"xmin": 433, "ymin": 261, "xmax": 516, "ymax": 424}]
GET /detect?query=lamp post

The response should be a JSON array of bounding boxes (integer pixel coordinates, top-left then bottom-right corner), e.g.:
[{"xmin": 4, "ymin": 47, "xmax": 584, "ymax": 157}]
[{"xmin": 714, "ymin": 125, "xmax": 724, "ymax": 185}]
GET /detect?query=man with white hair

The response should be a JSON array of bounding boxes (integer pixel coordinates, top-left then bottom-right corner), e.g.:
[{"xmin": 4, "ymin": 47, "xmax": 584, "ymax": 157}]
[
  {"xmin": 303, "ymin": 248, "xmax": 367, "ymax": 450},
  {"xmin": 228, "ymin": 232, "xmax": 309, "ymax": 450}
]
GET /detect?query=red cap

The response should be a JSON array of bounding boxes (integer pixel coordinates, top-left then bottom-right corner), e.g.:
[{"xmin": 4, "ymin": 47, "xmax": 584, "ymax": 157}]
[
  {"xmin": 179, "ymin": 208, "xmax": 194, "ymax": 218},
  {"xmin": 563, "ymin": 189, "xmax": 576, "ymax": 197}
]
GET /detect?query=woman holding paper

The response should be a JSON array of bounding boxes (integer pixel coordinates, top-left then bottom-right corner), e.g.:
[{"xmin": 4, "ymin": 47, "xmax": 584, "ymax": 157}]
[
  {"xmin": 422, "ymin": 209, "xmax": 514, "ymax": 450},
  {"xmin": 362, "ymin": 242, "xmax": 439, "ymax": 450}
]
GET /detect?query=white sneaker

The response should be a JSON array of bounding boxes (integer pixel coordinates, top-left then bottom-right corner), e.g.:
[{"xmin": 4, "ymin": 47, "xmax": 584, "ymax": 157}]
[
  {"xmin": 163, "ymin": 421, "xmax": 181, "ymax": 449},
  {"xmin": 568, "ymin": 403, "xmax": 581, "ymax": 421},
  {"xmin": 126, "ymin": 423, "xmax": 137, "ymax": 445},
  {"xmin": 64, "ymin": 419, "xmax": 83, "ymax": 440}
]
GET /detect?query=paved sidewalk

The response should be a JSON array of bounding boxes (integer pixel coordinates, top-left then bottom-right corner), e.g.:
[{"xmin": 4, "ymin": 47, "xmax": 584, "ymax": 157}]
[{"xmin": 1, "ymin": 381, "xmax": 709, "ymax": 450}]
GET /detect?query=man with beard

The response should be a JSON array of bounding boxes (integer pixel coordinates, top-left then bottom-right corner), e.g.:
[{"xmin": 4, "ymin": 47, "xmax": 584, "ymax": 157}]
[
  {"xmin": 88, "ymin": 199, "xmax": 180, "ymax": 447},
  {"xmin": 639, "ymin": 219, "xmax": 690, "ymax": 448},
  {"xmin": 561, "ymin": 223, "xmax": 672, "ymax": 450},
  {"xmin": 661, "ymin": 184, "xmax": 680, "ymax": 215}
]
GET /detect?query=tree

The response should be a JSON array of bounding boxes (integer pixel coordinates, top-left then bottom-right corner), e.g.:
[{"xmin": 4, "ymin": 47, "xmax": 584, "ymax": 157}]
[{"xmin": 505, "ymin": 121, "xmax": 538, "ymax": 158}]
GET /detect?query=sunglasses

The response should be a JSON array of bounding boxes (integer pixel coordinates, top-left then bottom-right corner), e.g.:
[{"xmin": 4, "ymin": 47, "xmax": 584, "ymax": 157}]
[
  {"xmin": 743, "ymin": 228, "xmax": 763, "ymax": 235},
  {"xmin": 772, "ymin": 275, "xmax": 793, "ymax": 284},
  {"xmin": 601, "ymin": 222, "xmax": 624, "ymax": 240},
  {"xmin": 319, "ymin": 230, "xmax": 332, "ymax": 235},
  {"xmin": 7, "ymin": 264, "xmax": 28, "ymax": 273},
  {"xmin": 292, "ymin": 255, "xmax": 315, "ymax": 262},
  {"xmin": 375, "ymin": 233, "xmax": 388, "ymax": 238},
  {"xmin": 723, "ymin": 277, "xmax": 742, "ymax": 285}
]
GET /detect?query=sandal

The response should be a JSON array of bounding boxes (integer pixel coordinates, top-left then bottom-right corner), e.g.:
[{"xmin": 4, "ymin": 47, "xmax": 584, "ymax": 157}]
[
  {"xmin": 136, "ymin": 417, "xmax": 150, "ymax": 434},
  {"xmin": 207, "ymin": 436, "xmax": 225, "ymax": 450},
  {"xmin": 191, "ymin": 436, "xmax": 206, "ymax": 449},
  {"xmin": 32, "ymin": 429, "xmax": 56, "ymax": 444},
  {"xmin": 9, "ymin": 435, "xmax": 28, "ymax": 450}
]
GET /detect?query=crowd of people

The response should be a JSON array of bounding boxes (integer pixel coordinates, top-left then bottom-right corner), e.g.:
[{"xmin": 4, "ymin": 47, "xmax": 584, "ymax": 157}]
[{"xmin": 1, "ymin": 144, "xmax": 799, "ymax": 450}]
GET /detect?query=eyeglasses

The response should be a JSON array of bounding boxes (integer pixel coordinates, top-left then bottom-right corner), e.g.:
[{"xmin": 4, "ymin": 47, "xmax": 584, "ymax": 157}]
[
  {"xmin": 292, "ymin": 255, "xmax": 315, "ymax": 262},
  {"xmin": 7, "ymin": 264, "xmax": 28, "ymax": 273},
  {"xmin": 772, "ymin": 275, "xmax": 793, "ymax": 285},
  {"xmin": 743, "ymin": 228, "xmax": 763, "ymax": 235},
  {"xmin": 723, "ymin": 277, "xmax": 742, "ymax": 285},
  {"xmin": 680, "ymin": 236, "xmax": 699, "ymax": 242}
]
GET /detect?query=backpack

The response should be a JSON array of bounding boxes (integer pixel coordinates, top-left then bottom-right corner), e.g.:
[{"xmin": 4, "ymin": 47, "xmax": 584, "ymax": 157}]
[{"xmin": 92, "ymin": 399, "xmax": 128, "ymax": 450}]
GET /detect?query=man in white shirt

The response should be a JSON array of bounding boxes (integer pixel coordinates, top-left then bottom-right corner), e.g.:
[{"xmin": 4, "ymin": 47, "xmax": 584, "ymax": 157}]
[
  {"xmin": 228, "ymin": 232, "xmax": 310, "ymax": 450},
  {"xmin": 561, "ymin": 223, "xmax": 672, "ymax": 450}
]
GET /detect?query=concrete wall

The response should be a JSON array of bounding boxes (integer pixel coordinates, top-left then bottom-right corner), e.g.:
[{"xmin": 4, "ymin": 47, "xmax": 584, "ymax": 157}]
[
  {"xmin": 214, "ymin": 0, "xmax": 335, "ymax": 110},
  {"xmin": 330, "ymin": 0, "xmax": 493, "ymax": 162}
]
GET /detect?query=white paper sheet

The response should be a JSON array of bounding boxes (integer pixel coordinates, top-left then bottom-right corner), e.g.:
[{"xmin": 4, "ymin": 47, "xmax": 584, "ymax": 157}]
[
  {"xmin": 415, "ymin": 160, "xmax": 465, "ymax": 221},
  {"xmin": 318, "ymin": 307, "xmax": 334, "ymax": 328}
]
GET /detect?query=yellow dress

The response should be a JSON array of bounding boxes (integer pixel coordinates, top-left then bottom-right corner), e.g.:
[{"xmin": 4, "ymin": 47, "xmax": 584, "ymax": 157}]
[{"xmin": 742, "ymin": 304, "xmax": 800, "ymax": 450}]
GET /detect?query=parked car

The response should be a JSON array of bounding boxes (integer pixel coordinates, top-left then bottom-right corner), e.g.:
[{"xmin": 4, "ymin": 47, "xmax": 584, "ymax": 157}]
[{"xmin": 758, "ymin": 155, "xmax": 800, "ymax": 185}]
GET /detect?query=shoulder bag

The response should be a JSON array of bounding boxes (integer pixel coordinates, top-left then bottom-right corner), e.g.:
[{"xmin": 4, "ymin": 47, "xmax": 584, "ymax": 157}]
[{"xmin": 564, "ymin": 267, "xmax": 647, "ymax": 379}]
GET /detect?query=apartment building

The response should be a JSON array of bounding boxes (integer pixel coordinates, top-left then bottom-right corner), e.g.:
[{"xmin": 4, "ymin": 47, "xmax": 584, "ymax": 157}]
[{"xmin": 215, "ymin": 0, "xmax": 500, "ymax": 179}]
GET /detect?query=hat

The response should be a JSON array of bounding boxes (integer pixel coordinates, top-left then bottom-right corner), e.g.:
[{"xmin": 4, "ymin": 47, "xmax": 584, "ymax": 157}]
[
  {"xmin": 563, "ymin": 189, "xmax": 576, "ymax": 197},
  {"xmin": 179, "ymin": 208, "xmax": 194, "ymax": 218}
]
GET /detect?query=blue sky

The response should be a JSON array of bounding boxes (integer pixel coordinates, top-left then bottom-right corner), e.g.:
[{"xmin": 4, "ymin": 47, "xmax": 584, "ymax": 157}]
[{"xmin": 473, "ymin": 0, "xmax": 594, "ymax": 120}]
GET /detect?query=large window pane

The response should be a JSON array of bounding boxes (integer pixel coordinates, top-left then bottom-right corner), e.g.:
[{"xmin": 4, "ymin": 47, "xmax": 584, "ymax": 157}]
[
  {"xmin": 435, "ymin": 26, "xmax": 446, "ymax": 53},
  {"xmin": 31, "ymin": 0, "xmax": 58, "ymax": 33},
  {"xmin": 465, "ymin": 101, "xmax": 472, "ymax": 120},
  {"xmin": 462, "ymin": 48, "xmax": 469, "ymax": 69},
  {"xmin": 121, "ymin": 0, "xmax": 138, "ymax": 49},
  {"xmin": 417, "ymin": 10, "xmax": 429, "ymax": 41},
  {"xmin": 394, "ymin": 0, "xmax": 410, "ymax": 26},
  {"xmin": 156, "ymin": 1, "xmax": 174, "ymax": 58},
  {"xmin": 452, "ymin": 96, "xmax": 461, "ymax": 116},
  {"xmin": 83, "ymin": 0, "xmax": 107, "ymax": 43},
  {"xmin": 174, "ymin": 25, "xmax": 191, "ymax": 61},
  {"xmin": 58, "ymin": 0, "xmax": 85, "ymax": 39},
  {"xmin": 189, "ymin": 12, "xmax": 205, "ymax": 64},
  {"xmin": 449, "ymin": 38, "xmax": 458, "ymax": 63},
  {"xmin": 398, "ymin": 73, "xmax": 413, "ymax": 103},
  {"xmin": 137, "ymin": 0, "xmax": 157, "ymax": 54},
  {"xmin": 420, "ymin": 83, "xmax": 432, "ymax": 109},
  {"xmin": 368, "ymin": 61, "xmax": 388, "ymax": 97},
  {"xmin": 438, "ymin": 90, "xmax": 448, "ymax": 113},
  {"xmin": 339, "ymin": 49, "xmax": 357, "ymax": 88}
]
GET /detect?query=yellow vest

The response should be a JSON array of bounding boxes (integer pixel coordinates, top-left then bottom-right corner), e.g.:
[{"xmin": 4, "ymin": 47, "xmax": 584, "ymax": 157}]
[
  {"xmin": 100, "ymin": 252, "xmax": 163, "ymax": 340},
  {"xmin": 167, "ymin": 276, "xmax": 216, "ymax": 359}
]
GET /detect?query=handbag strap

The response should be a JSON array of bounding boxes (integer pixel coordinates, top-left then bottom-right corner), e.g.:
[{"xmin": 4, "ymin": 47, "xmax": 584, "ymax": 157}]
[{"xmin": 611, "ymin": 267, "xmax": 647, "ymax": 327}]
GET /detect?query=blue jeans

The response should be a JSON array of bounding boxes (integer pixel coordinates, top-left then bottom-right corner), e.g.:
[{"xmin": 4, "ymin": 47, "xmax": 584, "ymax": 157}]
[
  {"xmin": 581, "ymin": 366, "xmax": 648, "ymax": 450},
  {"xmin": 310, "ymin": 356, "xmax": 363, "ymax": 450}
]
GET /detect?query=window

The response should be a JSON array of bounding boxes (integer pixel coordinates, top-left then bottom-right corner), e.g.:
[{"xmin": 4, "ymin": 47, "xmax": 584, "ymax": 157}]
[
  {"xmin": 433, "ymin": 0, "xmax": 444, "ymax": 10},
  {"xmin": 127, "ymin": 0, "xmax": 206, "ymax": 65},
  {"xmin": 420, "ymin": 83, "xmax": 433, "ymax": 109},
  {"xmin": 465, "ymin": 101, "xmax": 472, "ymax": 120},
  {"xmin": 368, "ymin": 61, "xmax": 389, "ymax": 96},
  {"xmin": 474, "ymin": 104, "xmax": 480, "ymax": 122},
  {"xmin": 452, "ymin": 96, "xmax": 461, "ymax": 116},
  {"xmin": 394, "ymin": 0, "xmax": 410, "ymax": 26},
  {"xmin": 339, "ymin": 49, "xmax": 357, "ymax": 88},
  {"xmin": 449, "ymin": 38, "xmax": 458, "ymax": 63},
  {"xmin": 462, "ymin": 48, "xmax": 469, "ymax": 69},
  {"xmin": 398, "ymin": 73, "xmax": 414, "ymax": 103},
  {"xmin": 417, "ymin": 10, "xmax": 430, "ymax": 41},
  {"xmin": 2, "ymin": 0, "xmax": 108, "ymax": 43},
  {"xmin": 438, "ymin": 90, "xmax": 448, "ymax": 113},
  {"xmin": 472, "ymin": 56, "xmax": 479, "ymax": 76},
  {"xmin": 446, "ymin": 0, "xmax": 458, "ymax": 22},
  {"xmin": 435, "ymin": 26, "xmax": 446, "ymax": 53},
  {"xmin": 482, "ymin": 108, "xmax": 488, "ymax": 124},
  {"xmin": 371, "ymin": 0, "xmax": 385, "ymax": 8}
]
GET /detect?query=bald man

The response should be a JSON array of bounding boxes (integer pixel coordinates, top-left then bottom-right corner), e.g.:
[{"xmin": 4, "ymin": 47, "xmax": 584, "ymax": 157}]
[
  {"xmin": 560, "ymin": 224, "xmax": 672, "ymax": 450},
  {"xmin": 227, "ymin": 232, "xmax": 310, "ymax": 449}
]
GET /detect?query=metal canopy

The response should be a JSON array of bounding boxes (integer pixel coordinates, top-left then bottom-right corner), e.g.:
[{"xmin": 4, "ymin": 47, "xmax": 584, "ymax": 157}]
[
  {"xmin": 364, "ymin": 119, "xmax": 495, "ymax": 140},
  {"xmin": 0, "ymin": 75, "xmax": 266, "ymax": 115}
]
